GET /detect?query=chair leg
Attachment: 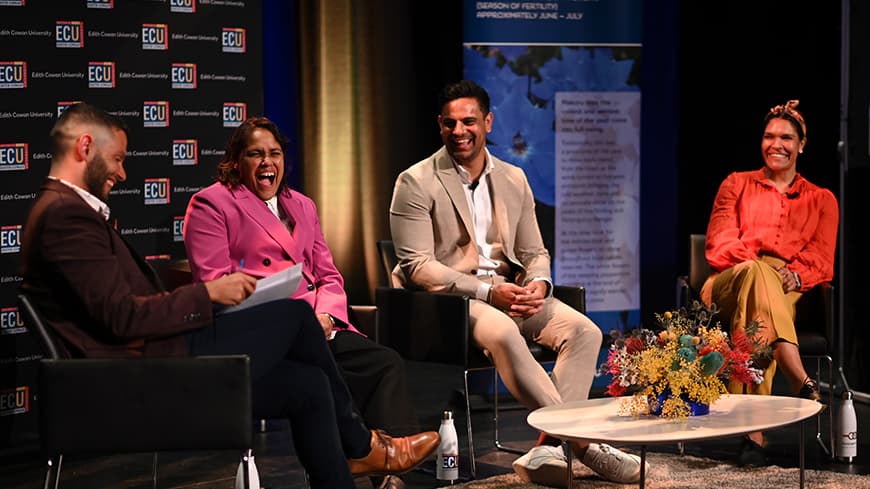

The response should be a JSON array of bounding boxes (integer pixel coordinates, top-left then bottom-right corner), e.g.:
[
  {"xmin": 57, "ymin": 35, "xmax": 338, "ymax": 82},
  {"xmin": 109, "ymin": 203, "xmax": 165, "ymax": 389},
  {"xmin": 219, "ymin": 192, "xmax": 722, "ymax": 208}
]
[
  {"xmin": 803, "ymin": 354, "xmax": 834, "ymax": 457},
  {"xmin": 463, "ymin": 368, "xmax": 477, "ymax": 479},
  {"xmin": 492, "ymin": 367, "xmax": 500, "ymax": 448},
  {"xmin": 819, "ymin": 355, "xmax": 835, "ymax": 460},
  {"xmin": 43, "ymin": 455, "xmax": 61, "ymax": 489},
  {"xmin": 492, "ymin": 367, "xmax": 525, "ymax": 455},
  {"xmin": 152, "ymin": 452, "xmax": 159, "ymax": 489}
]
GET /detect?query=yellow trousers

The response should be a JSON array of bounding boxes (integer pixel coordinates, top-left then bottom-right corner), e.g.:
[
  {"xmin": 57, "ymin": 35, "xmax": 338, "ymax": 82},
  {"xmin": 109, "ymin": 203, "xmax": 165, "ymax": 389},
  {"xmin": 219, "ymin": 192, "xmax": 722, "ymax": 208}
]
[{"xmin": 701, "ymin": 256, "xmax": 801, "ymax": 396}]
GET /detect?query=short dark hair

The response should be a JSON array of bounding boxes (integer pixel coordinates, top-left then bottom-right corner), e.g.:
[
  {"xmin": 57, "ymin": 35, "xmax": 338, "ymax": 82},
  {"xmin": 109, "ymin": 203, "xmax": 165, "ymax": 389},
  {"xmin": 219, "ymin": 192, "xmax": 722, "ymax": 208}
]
[
  {"xmin": 49, "ymin": 102, "xmax": 129, "ymax": 158},
  {"xmin": 437, "ymin": 80, "xmax": 491, "ymax": 115},
  {"xmin": 216, "ymin": 116, "xmax": 290, "ymax": 186}
]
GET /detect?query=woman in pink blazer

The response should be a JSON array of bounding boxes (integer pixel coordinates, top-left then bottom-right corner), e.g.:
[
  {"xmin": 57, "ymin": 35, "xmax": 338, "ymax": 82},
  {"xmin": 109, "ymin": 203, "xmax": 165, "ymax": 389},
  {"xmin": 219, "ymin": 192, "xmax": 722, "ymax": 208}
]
[{"xmin": 183, "ymin": 118, "xmax": 421, "ymax": 461}]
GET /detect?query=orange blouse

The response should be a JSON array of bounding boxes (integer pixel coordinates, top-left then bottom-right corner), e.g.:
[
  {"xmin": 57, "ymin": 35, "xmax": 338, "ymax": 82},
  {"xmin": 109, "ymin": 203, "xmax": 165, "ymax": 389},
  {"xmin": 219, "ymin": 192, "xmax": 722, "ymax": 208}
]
[{"xmin": 705, "ymin": 169, "xmax": 839, "ymax": 291}]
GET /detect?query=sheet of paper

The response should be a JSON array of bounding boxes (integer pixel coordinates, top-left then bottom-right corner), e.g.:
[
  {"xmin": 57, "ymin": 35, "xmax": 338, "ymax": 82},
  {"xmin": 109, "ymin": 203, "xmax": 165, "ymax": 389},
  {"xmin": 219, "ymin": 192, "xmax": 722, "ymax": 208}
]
[{"xmin": 216, "ymin": 262, "xmax": 303, "ymax": 315}]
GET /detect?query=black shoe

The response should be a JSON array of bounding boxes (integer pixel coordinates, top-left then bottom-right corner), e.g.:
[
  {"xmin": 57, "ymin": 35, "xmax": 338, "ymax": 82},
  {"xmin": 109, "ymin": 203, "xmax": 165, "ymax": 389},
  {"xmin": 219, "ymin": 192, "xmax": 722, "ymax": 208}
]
[
  {"xmin": 798, "ymin": 377, "xmax": 821, "ymax": 402},
  {"xmin": 736, "ymin": 438, "xmax": 767, "ymax": 468}
]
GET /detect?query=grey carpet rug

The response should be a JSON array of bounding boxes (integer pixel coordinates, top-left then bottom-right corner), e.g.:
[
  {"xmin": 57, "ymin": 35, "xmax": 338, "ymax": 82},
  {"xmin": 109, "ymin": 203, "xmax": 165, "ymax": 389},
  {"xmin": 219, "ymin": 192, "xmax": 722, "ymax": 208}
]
[{"xmin": 445, "ymin": 452, "xmax": 870, "ymax": 488}]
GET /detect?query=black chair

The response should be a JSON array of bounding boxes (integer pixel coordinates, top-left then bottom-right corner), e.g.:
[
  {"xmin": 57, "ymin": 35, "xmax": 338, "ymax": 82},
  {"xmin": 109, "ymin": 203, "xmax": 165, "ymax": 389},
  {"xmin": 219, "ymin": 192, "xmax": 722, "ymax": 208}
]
[
  {"xmin": 675, "ymin": 233, "xmax": 835, "ymax": 455},
  {"xmin": 18, "ymin": 293, "xmax": 256, "ymax": 489},
  {"xmin": 375, "ymin": 240, "xmax": 584, "ymax": 478}
]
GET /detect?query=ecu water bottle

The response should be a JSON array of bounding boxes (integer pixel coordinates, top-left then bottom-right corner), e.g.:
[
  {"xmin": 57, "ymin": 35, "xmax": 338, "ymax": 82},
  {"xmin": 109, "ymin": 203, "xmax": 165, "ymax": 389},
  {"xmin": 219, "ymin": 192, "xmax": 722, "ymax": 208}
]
[
  {"xmin": 234, "ymin": 451, "xmax": 260, "ymax": 489},
  {"xmin": 436, "ymin": 410, "xmax": 459, "ymax": 483},
  {"xmin": 836, "ymin": 390, "xmax": 857, "ymax": 462}
]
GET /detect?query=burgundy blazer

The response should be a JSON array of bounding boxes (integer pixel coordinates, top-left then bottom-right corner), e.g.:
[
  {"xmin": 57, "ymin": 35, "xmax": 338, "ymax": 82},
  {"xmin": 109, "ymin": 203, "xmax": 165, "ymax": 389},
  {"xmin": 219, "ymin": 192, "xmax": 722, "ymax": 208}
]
[
  {"xmin": 183, "ymin": 182, "xmax": 360, "ymax": 334},
  {"xmin": 19, "ymin": 179, "xmax": 213, "ymax": 358}
]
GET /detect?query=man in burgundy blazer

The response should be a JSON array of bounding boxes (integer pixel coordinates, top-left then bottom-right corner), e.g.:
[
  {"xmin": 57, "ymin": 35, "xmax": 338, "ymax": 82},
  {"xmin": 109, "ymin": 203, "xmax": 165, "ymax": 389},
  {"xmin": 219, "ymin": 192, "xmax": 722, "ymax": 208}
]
[
  {"xmin": 19, "ymin": 103, "xmax": 438, "ymax": 489},
  {"xmin": 183, "ymin": 117, "xmax": 420, "ymax": 443}
]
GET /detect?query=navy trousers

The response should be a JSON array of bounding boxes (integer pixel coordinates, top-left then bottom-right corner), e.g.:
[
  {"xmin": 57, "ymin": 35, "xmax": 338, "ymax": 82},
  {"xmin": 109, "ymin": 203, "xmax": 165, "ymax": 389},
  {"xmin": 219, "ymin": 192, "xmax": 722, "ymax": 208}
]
[
  {"xmin": 330, "ymin": 330, "xmax": 420, "ymax": 436},
  {"xmin": 187, "ymin": 299, "xmax": 370, "ymax": 489}
]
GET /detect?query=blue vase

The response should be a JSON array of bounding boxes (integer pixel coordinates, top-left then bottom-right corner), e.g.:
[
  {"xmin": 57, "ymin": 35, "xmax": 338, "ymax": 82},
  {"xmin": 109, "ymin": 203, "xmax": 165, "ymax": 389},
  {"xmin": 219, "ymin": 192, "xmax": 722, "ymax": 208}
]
[{"xmin": 650, "ymin": 389, "xmax": 710, "ymax": 416}]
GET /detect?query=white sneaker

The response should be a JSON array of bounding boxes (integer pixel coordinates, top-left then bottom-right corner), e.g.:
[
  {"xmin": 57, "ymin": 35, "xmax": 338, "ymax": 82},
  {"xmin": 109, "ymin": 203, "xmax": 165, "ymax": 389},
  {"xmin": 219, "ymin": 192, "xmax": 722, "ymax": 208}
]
[
  {"xmin": 512, "ymin": 445, "xmax": 583, "ymax": 488},
  {"xmin": 581, "ymin": 443, "xmax": 645, "ymax": 483}
]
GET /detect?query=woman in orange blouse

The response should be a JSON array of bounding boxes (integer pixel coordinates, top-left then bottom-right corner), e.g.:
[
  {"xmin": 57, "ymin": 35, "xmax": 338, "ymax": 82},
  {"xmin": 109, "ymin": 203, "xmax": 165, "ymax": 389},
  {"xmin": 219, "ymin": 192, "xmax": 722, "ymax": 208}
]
[{"xmin": 701, "ymin": 100, "xmax": 839, "ymax": 466}]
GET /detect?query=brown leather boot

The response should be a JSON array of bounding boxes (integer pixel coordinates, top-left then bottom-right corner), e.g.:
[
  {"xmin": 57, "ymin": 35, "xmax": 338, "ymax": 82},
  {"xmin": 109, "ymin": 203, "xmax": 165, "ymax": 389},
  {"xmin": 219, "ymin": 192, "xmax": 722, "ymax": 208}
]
[{"xmin": 348, "ymin": 430, "xmax": 440, "ymax": 477}]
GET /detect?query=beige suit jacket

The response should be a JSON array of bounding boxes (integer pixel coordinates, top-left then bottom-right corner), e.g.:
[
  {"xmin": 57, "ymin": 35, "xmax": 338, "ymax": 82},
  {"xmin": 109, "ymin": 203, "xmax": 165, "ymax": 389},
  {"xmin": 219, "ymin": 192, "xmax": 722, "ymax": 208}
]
[{"xmin": 389, "ymin": 146, "xmax": 551, "ymax": 297}]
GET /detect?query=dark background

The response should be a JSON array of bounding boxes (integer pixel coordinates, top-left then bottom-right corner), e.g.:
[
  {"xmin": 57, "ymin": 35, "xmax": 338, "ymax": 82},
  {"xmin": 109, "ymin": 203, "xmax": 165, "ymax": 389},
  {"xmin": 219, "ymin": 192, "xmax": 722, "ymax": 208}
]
[
  {"xmin": 267, "ymin": 1, "xmax": 866, "ymax": 391},
  {"xmin": 1, "ymin": 0, "xmax": 866, "ymax": 456},
  {"xmin": 0, "ymin": 0, "xmax": 263, "ymax": 454}
]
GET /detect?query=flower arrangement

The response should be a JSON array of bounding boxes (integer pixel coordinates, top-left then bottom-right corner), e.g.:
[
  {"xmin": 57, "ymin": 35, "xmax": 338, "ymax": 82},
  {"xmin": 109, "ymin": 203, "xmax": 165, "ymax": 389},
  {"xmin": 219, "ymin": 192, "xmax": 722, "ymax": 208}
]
[{"xmin": 598, "ymin": 301, "xmax": 772, "ymax": 419}]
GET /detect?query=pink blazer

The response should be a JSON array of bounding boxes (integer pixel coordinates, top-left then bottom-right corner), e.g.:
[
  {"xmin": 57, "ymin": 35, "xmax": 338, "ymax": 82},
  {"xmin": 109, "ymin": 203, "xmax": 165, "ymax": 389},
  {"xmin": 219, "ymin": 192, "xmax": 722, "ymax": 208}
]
[{"xmin": 183, "ymin": 182, "xmax": 359, "ymax": 334}]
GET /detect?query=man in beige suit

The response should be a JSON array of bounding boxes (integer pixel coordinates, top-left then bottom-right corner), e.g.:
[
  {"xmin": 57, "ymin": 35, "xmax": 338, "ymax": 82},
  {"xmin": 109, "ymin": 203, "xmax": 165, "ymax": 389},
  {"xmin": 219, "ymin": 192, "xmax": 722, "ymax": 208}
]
[{"xmin": 389, "ymin": 80, "xmax": 646, "ymax": 486}]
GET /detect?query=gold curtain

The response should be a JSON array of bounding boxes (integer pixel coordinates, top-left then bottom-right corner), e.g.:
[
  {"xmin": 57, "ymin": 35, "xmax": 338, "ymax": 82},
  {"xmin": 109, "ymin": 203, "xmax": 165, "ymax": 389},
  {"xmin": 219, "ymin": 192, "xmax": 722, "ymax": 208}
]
[{"xmin": 298, "ymin": 0, "xmax": 419, "ymax": 305}]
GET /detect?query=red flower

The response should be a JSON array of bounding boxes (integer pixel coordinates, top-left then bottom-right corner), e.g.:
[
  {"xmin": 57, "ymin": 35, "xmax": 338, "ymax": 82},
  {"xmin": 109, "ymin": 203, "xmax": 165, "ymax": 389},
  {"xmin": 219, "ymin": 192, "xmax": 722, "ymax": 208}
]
[
  {"xmin": 625, "ymin": 336, "xmax": 644, "ymax": 354},
  {"xmin": 606, "ymin": 382, "xmax": 627, "ymax": 397},
  {"xmin": 605, "ymin": 349, "xmax": 623, "ymax": 374},
  {"xmin": 726, "ymin": 363, "xmax": 754, "ymax": 385}
]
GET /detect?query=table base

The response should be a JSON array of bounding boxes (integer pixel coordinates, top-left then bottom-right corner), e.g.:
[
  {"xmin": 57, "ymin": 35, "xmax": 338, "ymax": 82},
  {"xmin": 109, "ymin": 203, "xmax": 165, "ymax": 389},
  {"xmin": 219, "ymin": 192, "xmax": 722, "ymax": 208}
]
[{"xmin": 563, "ymin": 420, "xmax": 810, "ymax": 489}]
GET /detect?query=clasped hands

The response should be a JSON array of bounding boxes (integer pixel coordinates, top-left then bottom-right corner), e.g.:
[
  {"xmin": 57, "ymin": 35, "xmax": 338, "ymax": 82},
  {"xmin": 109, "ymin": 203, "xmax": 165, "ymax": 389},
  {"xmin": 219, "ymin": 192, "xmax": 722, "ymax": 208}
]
[{"xmin": 489, "ymin": 280, "xmax": 547, "ymax": 318}]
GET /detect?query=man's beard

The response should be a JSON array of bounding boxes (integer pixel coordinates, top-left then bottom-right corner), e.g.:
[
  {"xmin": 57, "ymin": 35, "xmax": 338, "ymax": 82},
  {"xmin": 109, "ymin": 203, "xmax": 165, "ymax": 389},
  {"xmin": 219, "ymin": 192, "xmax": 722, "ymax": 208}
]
[{"xmin": 84, "ymin": 152, "xmax": 111, "ymax": 202}]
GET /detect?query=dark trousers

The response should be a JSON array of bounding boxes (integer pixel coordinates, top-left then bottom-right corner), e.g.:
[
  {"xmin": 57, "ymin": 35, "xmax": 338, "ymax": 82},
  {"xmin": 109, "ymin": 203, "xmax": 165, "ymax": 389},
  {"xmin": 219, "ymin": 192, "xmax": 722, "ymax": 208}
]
[
  {"xmin": 187, "ymin": 299, "xmax": 370, "ymax": 489},
  {"xmin": 330, "ymin": 331, "xmax": 420, "ymax": 436}
]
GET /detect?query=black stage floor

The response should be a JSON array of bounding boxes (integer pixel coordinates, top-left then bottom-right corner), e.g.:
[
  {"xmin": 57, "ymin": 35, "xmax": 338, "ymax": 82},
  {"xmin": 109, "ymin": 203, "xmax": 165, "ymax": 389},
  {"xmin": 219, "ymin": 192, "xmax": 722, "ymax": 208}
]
[{"xmin": 1, "ymin": 361, "xmax": 868, "ymax": 489}]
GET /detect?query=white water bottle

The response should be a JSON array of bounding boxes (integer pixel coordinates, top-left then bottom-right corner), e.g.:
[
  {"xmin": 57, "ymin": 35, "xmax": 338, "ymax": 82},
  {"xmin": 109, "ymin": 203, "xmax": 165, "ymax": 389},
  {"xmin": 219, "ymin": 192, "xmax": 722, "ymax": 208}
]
[
  {"xmin": 836, "ymin": 390, "xmax": 857, "ymax": 462},
  {"xmin": 436, "ymin": 410, "xmax": 459, "ymax": 483},
  {"xmin": 234, "ymin": 452, "xmax": 260, "ymax": 489}
]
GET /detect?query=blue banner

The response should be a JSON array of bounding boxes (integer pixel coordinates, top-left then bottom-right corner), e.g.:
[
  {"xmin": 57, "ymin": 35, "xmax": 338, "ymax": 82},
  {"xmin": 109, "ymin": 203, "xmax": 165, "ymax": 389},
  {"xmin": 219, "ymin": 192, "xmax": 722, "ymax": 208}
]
[
  {"xmin": 463, "ymin": 0, "xmax": 643, "ymax": 386},
  {"xmin": 464, "ymin": 1, "xmax": 642, "ymax": 45}
]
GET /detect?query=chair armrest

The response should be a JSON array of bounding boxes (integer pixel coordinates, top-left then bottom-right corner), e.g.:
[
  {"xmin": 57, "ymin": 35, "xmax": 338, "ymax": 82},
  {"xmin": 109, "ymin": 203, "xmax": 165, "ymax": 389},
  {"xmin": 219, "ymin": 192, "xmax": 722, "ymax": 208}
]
[
  {"xmin": 349, "ymin": 305, "xmax": 377, "ymax": 338},
  {"xmin": 374, "ymin": 287, "xmax": 477, "ymax": 366},
  {"xmin": 18, "ymin": 293, "xmax": 66, "ymax": 359},
  {"xmin": 553, "ymin": 285, "xmax": 585, "ymax": 314}
]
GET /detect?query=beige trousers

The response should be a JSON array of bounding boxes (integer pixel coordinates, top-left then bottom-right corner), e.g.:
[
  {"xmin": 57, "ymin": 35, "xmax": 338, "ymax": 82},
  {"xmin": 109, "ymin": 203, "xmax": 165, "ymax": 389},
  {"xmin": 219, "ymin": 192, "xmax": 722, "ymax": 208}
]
[
  {"xmin": 701, "ymin": 256, "xmax": 801, "ymax": 396},
  {"xmin": 468, "ymin": 293, "xmax": 603, "ymax": 411}
]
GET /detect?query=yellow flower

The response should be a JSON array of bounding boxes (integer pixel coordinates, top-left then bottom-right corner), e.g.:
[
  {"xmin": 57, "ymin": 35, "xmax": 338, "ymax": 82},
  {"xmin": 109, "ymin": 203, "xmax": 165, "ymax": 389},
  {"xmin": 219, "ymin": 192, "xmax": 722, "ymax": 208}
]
[{"xmin": 602, "ymin": 303, "xmax": 769, "ymax": 419}]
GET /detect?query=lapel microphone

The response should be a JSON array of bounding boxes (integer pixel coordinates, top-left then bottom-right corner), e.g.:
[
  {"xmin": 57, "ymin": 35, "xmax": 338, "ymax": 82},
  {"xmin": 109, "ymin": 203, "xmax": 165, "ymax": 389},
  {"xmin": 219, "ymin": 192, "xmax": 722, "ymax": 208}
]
[{"xmin": 786, "ymin": 191, "xmax": 800, "ymax": 199}]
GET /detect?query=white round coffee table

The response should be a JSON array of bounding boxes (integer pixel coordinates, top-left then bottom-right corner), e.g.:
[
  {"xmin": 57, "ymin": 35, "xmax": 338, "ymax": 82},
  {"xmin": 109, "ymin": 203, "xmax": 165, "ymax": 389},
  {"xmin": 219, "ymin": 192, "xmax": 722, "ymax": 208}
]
[{"xmin": 528, "ymin": 394, "xmax": 824, "ymax": 488}]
